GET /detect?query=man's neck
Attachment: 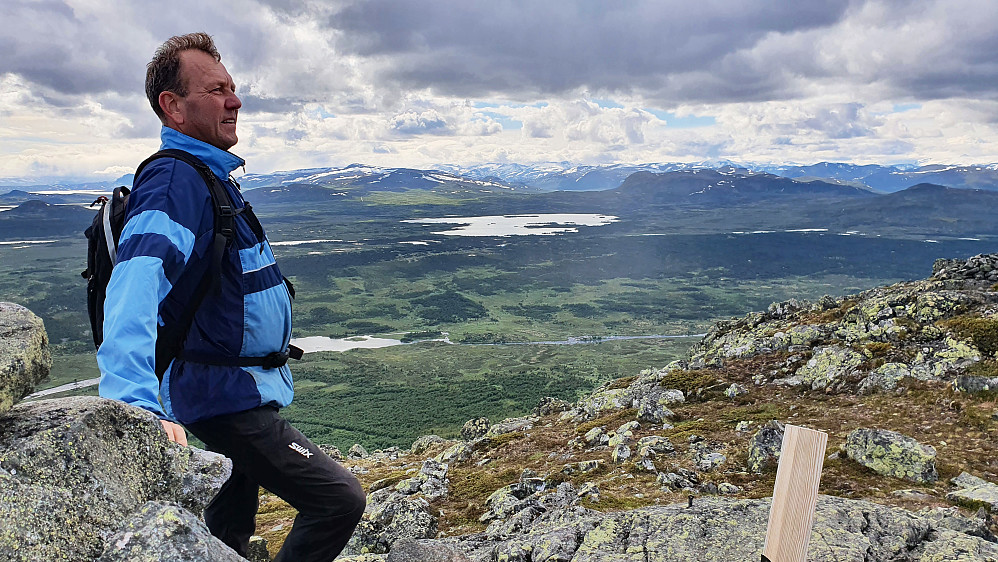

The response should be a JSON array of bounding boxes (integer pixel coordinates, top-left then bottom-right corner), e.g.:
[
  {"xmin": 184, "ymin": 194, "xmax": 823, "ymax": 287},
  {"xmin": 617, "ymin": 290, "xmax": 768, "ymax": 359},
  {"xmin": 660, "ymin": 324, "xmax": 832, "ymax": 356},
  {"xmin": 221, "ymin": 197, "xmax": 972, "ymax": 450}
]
[{"xmin": 160, "ymin": 126, "xmax": 245, "ymax": 179}]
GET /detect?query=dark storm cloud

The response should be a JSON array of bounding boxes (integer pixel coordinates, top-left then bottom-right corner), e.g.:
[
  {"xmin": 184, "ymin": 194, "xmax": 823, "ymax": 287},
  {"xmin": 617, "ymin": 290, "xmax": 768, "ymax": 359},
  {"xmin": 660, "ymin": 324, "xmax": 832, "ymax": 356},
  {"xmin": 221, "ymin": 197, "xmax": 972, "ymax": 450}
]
[
  {"xmin": 0, "ymin": 0, "xmax": 148, "ymax": 96},
  {"xmin": 326, "ymin": 0, "xmax": 854, "ymax": 101},
  {"xmin": 321, "ymin": 0, "xmax": 998, "ymax": 104}
]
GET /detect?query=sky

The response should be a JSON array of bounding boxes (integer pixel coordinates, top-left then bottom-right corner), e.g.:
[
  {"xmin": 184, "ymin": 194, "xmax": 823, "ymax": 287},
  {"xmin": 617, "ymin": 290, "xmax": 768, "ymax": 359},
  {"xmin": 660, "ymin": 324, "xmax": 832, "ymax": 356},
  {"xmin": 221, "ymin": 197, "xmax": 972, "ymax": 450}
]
[{"xmin": 3, "ymin": 0, "xmax": 998, "ymax": 181}]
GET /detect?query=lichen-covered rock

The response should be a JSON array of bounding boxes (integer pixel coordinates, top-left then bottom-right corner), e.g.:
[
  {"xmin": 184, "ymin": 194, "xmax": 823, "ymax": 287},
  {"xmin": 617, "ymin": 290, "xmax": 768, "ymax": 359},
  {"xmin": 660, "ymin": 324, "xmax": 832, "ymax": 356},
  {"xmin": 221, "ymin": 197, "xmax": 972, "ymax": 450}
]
[
  {"xmin": 611, "ymin": 443, "xmax": 631, "ymax": 464},
  {"xmin": 347, "ymin": 495, "xmax": 439, "ymax": 555},
  {"xmin": 946, "ymin": 472, "xmax": 998, "ymax": 511},
  {"xmin": 484, "ymin": 416, "xmax": 533, "ymax": 438},
  {"xmin": 434, "ymin": 442, "xmax": 472, "ymax": 465},
  {"xmin": 0, "ymin": 397, "xmax": 231, "ymax": 560},
  {"xmin": 349, "ymin": 443, "xmax": 370, "ymax": 459},
  {"xmin": 96, "ymin": 501, "xmax": 243, "ymax": 561},
  {"xmin": 859, "ymin": 362, "xmax": 912, "ymax": 393},
  {"xmin": 845, "ymin": 428, "xmax": 938, "ymax": 483},
  {"xmin": 410, "ymin": 435, "xmax": 447, "ymax": 455},
  {"xmin": 386, "ymin": 538, "xmax": 471, "ymax": 562},
  {"xmin": 460, "ymin": 417, "xmax": 491, "ymax": 441},
  {"xmin": 534, "ymin": 396, "xmax": 572, "ymax": 417},
  {"xmin": 747, "ymin": 420, "xmax": 784, "ymax": 473},
  {"xmin": 955, "ymin": 374, "xmax": 998, "ymax": 395},
  {"xmin": 481, "ymin": 479, "xmax": 546, "ymax": 523},
  {"xmin": 0, "ymin": 468, "xmax": 100, "ymax": 561},
  {"xmin": 455, "ymin": 495, "xmax": 998, "ymax": 561},
  {"xmin": 0, "ymin": 302, "xmax": 51, "ymax": 415},
  {"xmin": 246, "ymin": 535, "xmax": 270, "ymax": 562},
  {"xmin": 561, "ymin": 460, "xmax": 602, "ymax": 475},
  {"xmin": 637, "ymin": 435, "xmax": 675, "ymax": 459},
  {"xmin": 789, "ymin": 345, "xmax": 864, "ymax": 389}
]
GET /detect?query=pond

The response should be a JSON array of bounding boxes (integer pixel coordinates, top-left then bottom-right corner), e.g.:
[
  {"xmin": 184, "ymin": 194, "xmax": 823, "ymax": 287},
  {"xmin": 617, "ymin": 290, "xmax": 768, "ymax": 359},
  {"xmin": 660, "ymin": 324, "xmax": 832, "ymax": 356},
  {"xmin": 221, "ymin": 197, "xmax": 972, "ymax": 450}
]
[{"xmin": 402, "ymin": 213, "xmax": 618, "ymax": 236}]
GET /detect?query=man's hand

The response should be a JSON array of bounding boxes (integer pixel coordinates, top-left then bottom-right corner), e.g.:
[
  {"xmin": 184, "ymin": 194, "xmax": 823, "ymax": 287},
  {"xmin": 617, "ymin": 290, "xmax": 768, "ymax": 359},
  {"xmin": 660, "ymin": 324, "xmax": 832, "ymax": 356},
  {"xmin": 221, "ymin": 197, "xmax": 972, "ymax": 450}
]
[{"xmin": 161, "ymin": 420, "xmax": 188, "ymax": 446}]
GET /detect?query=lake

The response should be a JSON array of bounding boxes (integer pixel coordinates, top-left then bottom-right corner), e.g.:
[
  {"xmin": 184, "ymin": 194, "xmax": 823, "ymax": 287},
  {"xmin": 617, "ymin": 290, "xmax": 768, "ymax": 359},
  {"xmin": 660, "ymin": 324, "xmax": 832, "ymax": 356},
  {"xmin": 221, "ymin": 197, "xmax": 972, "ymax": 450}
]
[{"xmin": 402, "ymin": 213, "xmax": 618, "ymax": 236}]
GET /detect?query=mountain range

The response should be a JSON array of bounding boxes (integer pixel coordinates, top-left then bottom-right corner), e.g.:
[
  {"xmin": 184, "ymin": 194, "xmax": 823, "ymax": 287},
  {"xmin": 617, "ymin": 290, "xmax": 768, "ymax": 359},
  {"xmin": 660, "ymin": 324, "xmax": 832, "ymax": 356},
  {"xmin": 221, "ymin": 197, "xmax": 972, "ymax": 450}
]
[{"xmin": 5, "ymin": 160, "xmax": 998, "ymax": 196}]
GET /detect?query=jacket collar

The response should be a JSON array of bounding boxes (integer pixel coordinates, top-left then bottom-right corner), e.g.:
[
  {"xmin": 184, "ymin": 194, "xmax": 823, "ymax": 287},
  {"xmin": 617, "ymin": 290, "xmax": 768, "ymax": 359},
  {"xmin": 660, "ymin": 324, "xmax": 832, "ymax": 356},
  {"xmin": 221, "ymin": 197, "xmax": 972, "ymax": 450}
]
[{"xmin": 159, "ymin": 126, "xmax": 245, "ymax": 179}]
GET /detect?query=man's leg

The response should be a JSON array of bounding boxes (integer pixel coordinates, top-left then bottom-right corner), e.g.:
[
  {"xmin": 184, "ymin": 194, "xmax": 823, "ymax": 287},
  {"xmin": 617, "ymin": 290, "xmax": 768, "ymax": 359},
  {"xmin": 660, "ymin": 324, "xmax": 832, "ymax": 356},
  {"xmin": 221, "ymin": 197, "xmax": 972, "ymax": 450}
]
[
  {"xmin": 187, "ymin": 406, "xmax": 367, "ymax": 562},
  {"xmin": 202, "ymin": 465, "xmax": 259, "ymax": 556}
]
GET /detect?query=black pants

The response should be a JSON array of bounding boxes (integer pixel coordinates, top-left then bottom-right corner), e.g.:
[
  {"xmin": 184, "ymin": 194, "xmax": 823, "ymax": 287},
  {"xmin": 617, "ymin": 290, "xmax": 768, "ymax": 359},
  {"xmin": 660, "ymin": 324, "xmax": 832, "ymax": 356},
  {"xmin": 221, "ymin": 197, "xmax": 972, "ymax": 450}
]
[{"xmin": 186, "ymin": 406, "xmax": 366, "ymax": 562}]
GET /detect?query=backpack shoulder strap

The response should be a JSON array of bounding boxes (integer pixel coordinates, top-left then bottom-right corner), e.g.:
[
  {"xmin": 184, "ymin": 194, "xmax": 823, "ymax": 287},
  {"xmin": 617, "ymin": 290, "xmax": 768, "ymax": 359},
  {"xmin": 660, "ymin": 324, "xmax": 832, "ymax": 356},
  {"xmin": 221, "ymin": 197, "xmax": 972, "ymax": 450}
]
[{"xmin": 134, "ymin": 149, "xmax": 237, "ymax": 379}]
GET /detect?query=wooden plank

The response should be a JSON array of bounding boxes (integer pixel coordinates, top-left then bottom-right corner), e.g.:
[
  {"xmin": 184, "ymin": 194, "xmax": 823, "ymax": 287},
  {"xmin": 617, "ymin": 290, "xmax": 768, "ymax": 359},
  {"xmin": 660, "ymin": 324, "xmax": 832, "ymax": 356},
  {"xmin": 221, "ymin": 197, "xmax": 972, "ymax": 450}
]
[{"xmin": 761, "ymin": 424, "xmax": 828, "ymax": 562}]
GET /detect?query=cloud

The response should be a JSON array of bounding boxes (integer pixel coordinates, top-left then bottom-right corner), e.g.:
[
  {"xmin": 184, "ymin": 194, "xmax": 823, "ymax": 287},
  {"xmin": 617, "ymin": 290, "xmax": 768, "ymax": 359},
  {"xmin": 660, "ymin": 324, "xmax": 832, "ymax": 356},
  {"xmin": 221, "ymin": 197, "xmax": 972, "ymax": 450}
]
[
  {"xmin": 389, "ymin": 109, "xmax": 451, "ymax": 135},
  {"xmin": 3, "ymin": 0, "xmax": 998, "ymax": 177}
]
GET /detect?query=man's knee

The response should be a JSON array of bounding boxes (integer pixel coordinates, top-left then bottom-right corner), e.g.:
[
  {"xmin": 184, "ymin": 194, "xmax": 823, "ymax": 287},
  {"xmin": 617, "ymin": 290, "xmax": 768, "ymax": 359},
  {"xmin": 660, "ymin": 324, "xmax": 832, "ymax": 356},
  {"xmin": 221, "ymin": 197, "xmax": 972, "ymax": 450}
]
[
  {"xmin": 308, "ymin": 472, "xmax": 366, "ymax": 522},
  {"xmin": 340, "ymin": 475, "xmax": 367, "ymax": 521}
]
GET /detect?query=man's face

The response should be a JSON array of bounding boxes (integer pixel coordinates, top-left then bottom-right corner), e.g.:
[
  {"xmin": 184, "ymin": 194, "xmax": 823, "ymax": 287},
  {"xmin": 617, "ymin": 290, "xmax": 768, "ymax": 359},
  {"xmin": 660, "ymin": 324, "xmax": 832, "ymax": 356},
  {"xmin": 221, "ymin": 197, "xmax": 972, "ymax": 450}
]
[{"xmin": 174, "ymin": 50, "xmax": 241, "ymax": 151}]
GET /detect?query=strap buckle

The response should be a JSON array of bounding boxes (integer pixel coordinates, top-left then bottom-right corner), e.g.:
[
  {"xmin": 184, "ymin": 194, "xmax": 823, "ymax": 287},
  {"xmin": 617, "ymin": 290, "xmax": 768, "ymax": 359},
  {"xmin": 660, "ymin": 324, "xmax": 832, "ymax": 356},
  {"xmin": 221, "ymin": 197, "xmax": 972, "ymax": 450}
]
[{"xmin": 261, "ymin": 351, "xmax": 290, "ymax": 370}]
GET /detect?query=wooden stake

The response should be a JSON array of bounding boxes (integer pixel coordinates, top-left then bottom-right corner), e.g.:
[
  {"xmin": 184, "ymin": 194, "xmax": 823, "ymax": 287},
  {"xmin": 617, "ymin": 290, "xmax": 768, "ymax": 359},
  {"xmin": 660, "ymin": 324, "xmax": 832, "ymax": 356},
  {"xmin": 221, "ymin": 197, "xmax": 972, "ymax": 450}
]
[{"xmin": 761, "ymin": 424, "xmax": 828, "ymax": 562}]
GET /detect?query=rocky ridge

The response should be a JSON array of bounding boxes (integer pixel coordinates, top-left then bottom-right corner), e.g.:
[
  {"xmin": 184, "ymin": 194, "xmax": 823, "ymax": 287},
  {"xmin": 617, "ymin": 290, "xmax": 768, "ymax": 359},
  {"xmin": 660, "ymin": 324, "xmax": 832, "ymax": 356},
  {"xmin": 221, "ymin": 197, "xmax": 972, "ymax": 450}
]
[{"xmin": 5, "ymin": 255, "xmax": 998, "ymax": 560}]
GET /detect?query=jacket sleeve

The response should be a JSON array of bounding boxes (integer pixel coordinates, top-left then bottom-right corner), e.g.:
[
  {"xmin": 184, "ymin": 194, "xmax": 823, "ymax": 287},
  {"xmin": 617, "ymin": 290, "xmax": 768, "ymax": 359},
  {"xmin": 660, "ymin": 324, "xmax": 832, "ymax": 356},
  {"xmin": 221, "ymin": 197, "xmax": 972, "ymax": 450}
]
[{"xmin": 96, "ymin": 160, "xmax": 211, "ymax": 420}]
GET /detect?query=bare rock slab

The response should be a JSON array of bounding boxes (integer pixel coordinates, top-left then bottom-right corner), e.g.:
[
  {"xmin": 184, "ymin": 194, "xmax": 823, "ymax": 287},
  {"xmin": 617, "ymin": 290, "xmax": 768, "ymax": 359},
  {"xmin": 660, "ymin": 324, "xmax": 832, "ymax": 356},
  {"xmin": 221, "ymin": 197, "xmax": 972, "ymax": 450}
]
[
  {"xmin": 0, "ymin": 302, "xmax": 51, "ymax": 414},
  {"xmin": 97, "ymin": 501, "xmax": 244, "ymax": 561},
  {"xmin": 947, "ymin": 472, "xmax": 998, "ymax": 511},
  {"xmin": 0, "ymin": 396, "xmax": 231, "ymax": 560}
]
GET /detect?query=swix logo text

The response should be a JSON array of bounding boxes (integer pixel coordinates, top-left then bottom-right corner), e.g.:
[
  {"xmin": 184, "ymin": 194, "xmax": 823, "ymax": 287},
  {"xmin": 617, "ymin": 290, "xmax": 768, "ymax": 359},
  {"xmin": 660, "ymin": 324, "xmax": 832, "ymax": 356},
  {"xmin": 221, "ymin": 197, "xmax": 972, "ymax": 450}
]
[{"xmin": 289, "ymin": 441, "xmax": 313, "ymax": 458}]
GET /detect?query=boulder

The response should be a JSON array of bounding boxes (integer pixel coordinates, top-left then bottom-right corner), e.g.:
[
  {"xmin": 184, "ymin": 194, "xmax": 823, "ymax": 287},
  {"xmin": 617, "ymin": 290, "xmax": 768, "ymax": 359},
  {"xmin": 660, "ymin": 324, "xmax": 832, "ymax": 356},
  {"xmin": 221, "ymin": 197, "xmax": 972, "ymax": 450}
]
[
  {"xmin": 955, "ymin": 374, "xmax": 998, "ymax": 395},
  {"xmin": 747, "ymin": 420, "xmax": 784, "ymax": 473},
  {"xmin": 0, "ymin": 302, "xmax": 51, "ymax": 415},
  {"xmin": 460, "ymin": 417, "xmax": 491, "ymax": 441},
  {"xmin": 0, "ymin": 396, "xmax": 231, "ymax": 560},
  {"xmin": 386, "ymin": 538, "xmax": 471, "ymax": 562},
  {"xmin": 947, "ymin": 472, "xmax": 998, "ymax": 511},
  {"xmin": 434, "ymin": 442, "xmax": 472, "ymax": 465},
  {"xmin": 534, "ymin": 396, "xmax": 573, "ymax": 417},
  {"xmin": 859, "ymin": 362, "xmax": 912, "ymax": 393},
  {"xmin": 349, "ymin": 443, "xmax": 370, "ymax": 459},
  {"xmin": 456, "ymin": 495, "xmax": 998, "ymax": 561},
  {"xmin": 96, "ymin": 501, "xmax": 243, "ymax": 561},
  {"xmin": 246, "ymin": 536, "xmax": 271, "ymax": 562},
  {"xmin": 790, "ymin": 345, "xmax": 864, "ymax": 390},
  {"xmin": 844, "ymin": 428, "xmax": 938, "ymax": 483},
  {"xmin": 409, "ymin": 435, "xmax": 448, "ymax": 455},
  {"xmin": 346, "ymin": 492, "xmax": 439, "ymax": 555},
  {"xmin": 484, "ymin": 416, "xmax": 533, "ymax": 438}
]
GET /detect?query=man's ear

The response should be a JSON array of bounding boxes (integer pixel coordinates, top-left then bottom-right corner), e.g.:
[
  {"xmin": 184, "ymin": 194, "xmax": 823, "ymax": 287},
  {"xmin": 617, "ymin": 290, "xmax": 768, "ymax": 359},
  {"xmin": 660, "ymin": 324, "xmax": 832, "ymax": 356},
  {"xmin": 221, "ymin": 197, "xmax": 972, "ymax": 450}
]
[{"xmin": 159, "ymin": 91, "xmax": 184, "ymax": 126}]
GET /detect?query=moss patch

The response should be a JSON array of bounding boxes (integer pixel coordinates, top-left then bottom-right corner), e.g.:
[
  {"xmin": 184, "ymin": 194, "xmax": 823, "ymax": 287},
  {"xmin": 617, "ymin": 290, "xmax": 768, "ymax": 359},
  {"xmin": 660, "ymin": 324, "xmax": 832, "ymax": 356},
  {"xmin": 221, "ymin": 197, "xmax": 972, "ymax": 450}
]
[
  {"xmin": 939, "ymin": 315, "xmax": 998, "ymax": 356},
  {"xmin": 659, "ymin": 369, "xmax": 720, "ymax": 397}
]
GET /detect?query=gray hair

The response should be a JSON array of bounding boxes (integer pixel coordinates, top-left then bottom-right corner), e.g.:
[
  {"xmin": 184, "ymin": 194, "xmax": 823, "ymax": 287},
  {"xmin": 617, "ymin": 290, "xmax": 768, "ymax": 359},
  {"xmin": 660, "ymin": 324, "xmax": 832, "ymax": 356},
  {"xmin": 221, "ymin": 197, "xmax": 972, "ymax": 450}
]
[{"xmin": 145, "ymin": 32, "xmax": 221, "ymax": 121}]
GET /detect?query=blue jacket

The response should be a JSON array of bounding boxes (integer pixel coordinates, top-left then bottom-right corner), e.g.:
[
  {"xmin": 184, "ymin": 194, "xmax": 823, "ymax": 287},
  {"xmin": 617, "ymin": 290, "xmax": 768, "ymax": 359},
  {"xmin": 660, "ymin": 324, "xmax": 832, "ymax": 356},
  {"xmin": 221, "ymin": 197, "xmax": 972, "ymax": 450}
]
[{"xmin": 97, "ymin": 127, "xmax": 294, "ymax": 424}]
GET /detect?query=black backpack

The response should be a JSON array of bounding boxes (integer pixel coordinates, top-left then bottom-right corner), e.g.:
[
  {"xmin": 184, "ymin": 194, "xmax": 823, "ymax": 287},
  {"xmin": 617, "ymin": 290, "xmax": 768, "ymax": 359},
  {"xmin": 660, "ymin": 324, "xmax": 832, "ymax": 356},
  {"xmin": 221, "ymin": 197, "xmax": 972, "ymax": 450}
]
[{"xmin": 83, "ymin": 149, "xmax": 298, "ymax": 379}]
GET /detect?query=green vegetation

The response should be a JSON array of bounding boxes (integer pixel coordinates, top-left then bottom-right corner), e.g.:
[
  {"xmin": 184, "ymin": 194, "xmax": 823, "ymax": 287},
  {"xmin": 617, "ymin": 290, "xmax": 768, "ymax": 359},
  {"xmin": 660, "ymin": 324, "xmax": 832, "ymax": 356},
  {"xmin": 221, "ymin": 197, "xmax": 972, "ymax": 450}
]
[
  {"xmin": 2, "ymin": 189, "xmax": 991, "ymax": 451},
  {"xmin": 939, "ymin": 315, "xmax": 998, "ymax": 356}
]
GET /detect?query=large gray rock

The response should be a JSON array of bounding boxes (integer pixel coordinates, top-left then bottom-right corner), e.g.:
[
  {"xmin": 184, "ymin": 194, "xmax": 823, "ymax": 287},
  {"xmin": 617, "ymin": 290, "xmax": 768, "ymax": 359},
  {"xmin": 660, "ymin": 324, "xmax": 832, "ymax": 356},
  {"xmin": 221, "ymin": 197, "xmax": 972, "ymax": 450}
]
[
  {"xmin": 386, "ymin": 538, "xmax": 471, "ymax": 562},
  {"xmin": 0, "ymin": 396, "xmax": 231, "ymax": 560},
  {"xmin": 97, "ymin": 501, "xmax": 243, "ymax": 561},
  {"xmin": 345, "ymin": 493, "xmax": 439, "ymax": 555},
  {"xmin": 844, "ymin": 428, "xmax": 938, "ymax": 483},
  {"xmin": 454, "ymin": 495, "xmax": 998, "ymax": 561},
  {"xmin": 460, "ymin": 417, "xmax": 491, "ymax": 441},
  {"xmin": 747, "ymin": 420, "xmax": 784, "ymax": 473},
  {"xmin": 947, "ymin": 472, "xmax": 998, "ymax": 511},
  {"xmin": 0, "ymin": 302, "xmax": 51, "ymax": 414}
]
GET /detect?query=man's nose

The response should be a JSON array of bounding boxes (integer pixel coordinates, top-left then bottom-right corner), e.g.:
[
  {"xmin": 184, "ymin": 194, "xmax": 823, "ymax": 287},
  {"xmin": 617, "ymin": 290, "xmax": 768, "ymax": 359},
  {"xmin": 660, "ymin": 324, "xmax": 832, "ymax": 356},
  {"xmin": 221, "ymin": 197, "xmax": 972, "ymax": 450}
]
[{"xmin": 227, "ymin": 93, "xmax": 242, "ymax": 110}]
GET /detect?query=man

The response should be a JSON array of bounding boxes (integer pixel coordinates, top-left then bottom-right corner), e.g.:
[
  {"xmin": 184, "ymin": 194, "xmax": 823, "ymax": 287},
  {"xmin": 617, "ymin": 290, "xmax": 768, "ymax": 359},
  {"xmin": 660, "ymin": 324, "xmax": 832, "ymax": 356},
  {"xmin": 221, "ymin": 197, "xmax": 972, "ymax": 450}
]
[{"xmin": 97, "ymin": 32, "xmax": 365, "ymax": 561}]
